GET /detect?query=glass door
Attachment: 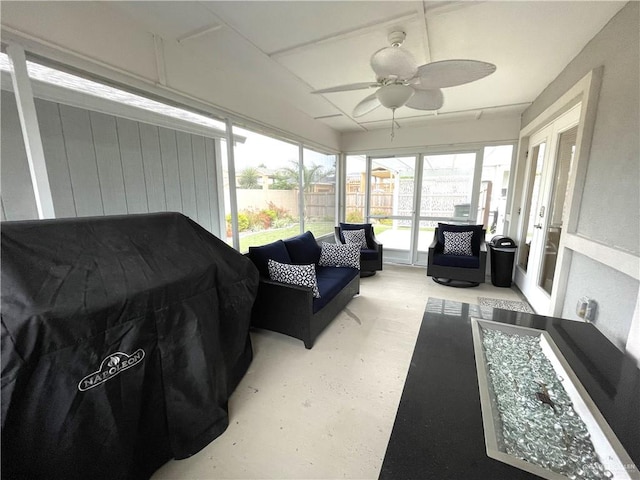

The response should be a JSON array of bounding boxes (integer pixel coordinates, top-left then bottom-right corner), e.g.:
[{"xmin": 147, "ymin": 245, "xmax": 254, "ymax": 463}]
[
  {"xmin": 515, "ymin": 105, "xmax": 581, "ymax": 313},
  {"xmin": 538, "ymin": 125, "xmax": 578, "ymax": 294},
  {"xmin": 415, "ymin": 152, "xmax": 480, "ymax": 264},
  {"xmin": 367, "ymin": 156, "xmax": 417, "ymax": 264},
  {"xmin": 346, "ymin": 149, "xmax": 501, "ymax": 266},
  {"xmin": 517, "ymin": 135, "xmax": 548, "ymax": 273}
]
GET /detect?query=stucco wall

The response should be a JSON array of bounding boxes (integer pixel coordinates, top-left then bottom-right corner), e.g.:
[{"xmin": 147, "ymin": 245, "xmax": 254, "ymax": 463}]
[
  {"xmin": 522, "ymin": 1, "xmax": 639, "ymax": 255},
  {"xmin": 522, "ymin": 2, "xmax": 639, "ymax": 353},
  {"xmin": 561, "ymin": 252, "xmax": 639, "ymax": 349}
]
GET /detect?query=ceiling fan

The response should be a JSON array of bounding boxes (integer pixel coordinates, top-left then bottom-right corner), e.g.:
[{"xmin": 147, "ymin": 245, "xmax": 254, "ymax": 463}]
[{"xmin": 311, "ymin": 31, "xmax": 496, "ymax": 137}]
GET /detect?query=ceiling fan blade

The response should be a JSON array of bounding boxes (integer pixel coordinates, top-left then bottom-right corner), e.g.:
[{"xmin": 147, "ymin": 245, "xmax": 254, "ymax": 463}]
[
  {"xmin": 311, "ymin": 82, "xmax": 379, "ymax": 94},
  {"xmin": 414, "ymin": 60, "xmax": 496, "ymax": 89},
  {"xmin": 353, "ymin": 93, "xmax": 381, "ymax": 118},
  {"xmin": 405, "ymin": 89, "xmax": 444, "ymax": 111}
]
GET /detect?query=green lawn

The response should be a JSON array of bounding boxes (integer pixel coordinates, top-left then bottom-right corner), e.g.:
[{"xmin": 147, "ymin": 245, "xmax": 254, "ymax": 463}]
[
  {"xmin": 235, "ymin": 222, "xmax": 435, "ymax": 252},
  {"xmin": 238, "ymin": 222, "xmax": 334, "ymax": 252}
]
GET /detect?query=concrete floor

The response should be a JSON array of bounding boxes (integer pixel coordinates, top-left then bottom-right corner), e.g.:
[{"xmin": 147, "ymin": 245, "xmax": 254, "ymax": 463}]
[{"xmin": 152, "ymin": 264, "xmax": 524, "ymax": 480}]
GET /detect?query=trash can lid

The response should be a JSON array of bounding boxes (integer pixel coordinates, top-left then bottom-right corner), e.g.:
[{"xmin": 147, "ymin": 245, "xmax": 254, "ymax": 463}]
[{"xmin": 489, "ymin": 236, "xmax": 517, "ymax": 248}]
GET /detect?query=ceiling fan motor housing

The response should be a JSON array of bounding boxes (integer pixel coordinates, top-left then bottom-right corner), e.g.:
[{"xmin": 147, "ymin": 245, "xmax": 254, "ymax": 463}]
[{"xmin": 387, "ymin": 31, "xmax": 406, "ymax": 47}]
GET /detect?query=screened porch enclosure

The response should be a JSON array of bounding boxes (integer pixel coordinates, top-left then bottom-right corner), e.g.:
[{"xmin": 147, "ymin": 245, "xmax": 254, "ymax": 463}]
[{"xmin": 345, "ymin": 145, "xmax": 514, "ymax": 265}]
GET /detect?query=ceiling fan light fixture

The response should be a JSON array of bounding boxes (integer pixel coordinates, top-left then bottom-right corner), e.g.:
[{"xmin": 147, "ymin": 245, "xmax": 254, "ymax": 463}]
[{"xmin": 376, "ymin": 84, "xmax": 414, "ymax": 109}]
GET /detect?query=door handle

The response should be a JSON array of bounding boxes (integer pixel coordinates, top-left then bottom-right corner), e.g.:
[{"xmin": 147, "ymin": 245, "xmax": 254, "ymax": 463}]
[{"xmin": 534, "ymin": 224, "xmax": 543, "ymax": 229}]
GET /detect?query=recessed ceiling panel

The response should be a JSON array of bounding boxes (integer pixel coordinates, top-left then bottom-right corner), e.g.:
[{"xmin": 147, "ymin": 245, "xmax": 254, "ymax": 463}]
[
  {"xmin": 110, "ymin": 2, "xmax": 220, "ymax": 40},
  {"xmin": 426, "ymin": 1, "xmax": 626, "ymax": 105},
  {"xmin": 202, "ymin": 1, "xmax": 417, "ymax": 55},
  {"xmin": 101, "ymin": 1, "xmax": 628, "ymax": 134}
]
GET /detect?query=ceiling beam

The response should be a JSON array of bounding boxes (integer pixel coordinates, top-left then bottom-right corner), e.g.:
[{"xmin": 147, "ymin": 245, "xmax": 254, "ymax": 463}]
[
  {"xmin": 269, "ymin": 12, "xmax": 418, "ymax": 59},
  {"xmin": 416, "ymin": 1, "xmax": 432, "ymax": 64},
  {"xmin": 176, "ymin": 24, "xmax": 224, "ymax": 44}
]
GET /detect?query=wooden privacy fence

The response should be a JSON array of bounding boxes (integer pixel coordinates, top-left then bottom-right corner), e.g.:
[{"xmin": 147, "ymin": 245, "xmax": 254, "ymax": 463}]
[
  {"xmin": 304, "ymin": 192, "xmax": 336, "ymax": 219},
  {"xmin": 345, "ymin": 192, "xmax": 471, "ymax": 218},
  {"xmin": 236, "ymin": 189, "xmax": 336, "ymax": 220}
]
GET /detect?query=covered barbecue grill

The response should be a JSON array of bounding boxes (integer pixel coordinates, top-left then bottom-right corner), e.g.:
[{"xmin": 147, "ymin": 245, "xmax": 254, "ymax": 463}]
[{"xmin": 1, "ymin": 212, "xmax": 258, "ymax": 479}]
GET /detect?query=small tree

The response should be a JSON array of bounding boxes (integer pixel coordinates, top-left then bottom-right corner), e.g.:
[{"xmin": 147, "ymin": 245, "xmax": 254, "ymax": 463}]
[
  {"xmin": 238, "ymin": 167, "xmax": 260, "ymax": 189},
  {"xmin": 270, "ymin": 171, "xmax": 296, "ymax": 190},
  {"xmin": 277, "ymin": 161, "xmax": 333, "ymax": 192}
]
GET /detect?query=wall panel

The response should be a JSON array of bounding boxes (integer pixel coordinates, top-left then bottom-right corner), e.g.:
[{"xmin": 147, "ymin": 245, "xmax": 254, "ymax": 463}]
[
  {"xmin": 139, "ymin": 123, "xmax": 166, "ymax": 212},
  {"xmin": 205, "ymin": 138, "xmax": 220, "ymax": 234},
  {"xmin": 59, "ymin": 104, "xmax": 104, "ymax": 216},
  {"xmin": 35, "ymin": 98, "xmax": 76, "ymax": 218},
  {"xmin": 176, "ymin": 131, "xmax": 197, "ymax": 220},
  {"xmin": 2, "ymin": 92, "xmax": 222, "ymax": 235},
  {"xmin": 158, "ymin": 127, "xmax": 182, "ymax": 213},
  {"xmin": 91, "ymin": 111, "xmax": 127, "ymax": 215},
  {"xmin": 1, "ymin": 91, "xmax": 38, "ymax": 220},
  {"xmin": 116, "ymin": 118, "xmax": 148, "ymax": 214},
  {"xmin": 191, "ymin": 135, "xmax": 212, "ymax": 232}
]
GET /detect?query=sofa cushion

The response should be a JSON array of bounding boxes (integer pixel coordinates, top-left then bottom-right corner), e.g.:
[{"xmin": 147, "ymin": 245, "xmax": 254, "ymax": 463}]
[
  {"xmin": 443, "ymin": 230, "xmax": 474, "ymax": 256},
  {"xmin": 268, "ymin": 259, "xmax": 320, "ymax": 298},
  {"xmin": 342, "ymin": 229, "xmax": 367, "ymax": 248},
  {"xmin": 437, "ymin": 223, "xmax": 484, "ymax": 255},
  {"xmin": 318, "ymin": 242, "xmax": 360, "ymax": 269},
  {"xmin": 248, "ymin": 240, "xmax": 292, "ymax": 277},
  {"xmin": 313, "ymin": 266, "xmax": 360, "ymax": 313},
  {"xmin": 283, "ymin": 231, "xmax": 321, "ymax": 265}
]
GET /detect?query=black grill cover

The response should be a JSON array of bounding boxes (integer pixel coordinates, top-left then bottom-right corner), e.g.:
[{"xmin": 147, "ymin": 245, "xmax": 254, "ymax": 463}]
[{"xmin": 1, "ymin": 212, "xmax": 258, "ymax": 479}]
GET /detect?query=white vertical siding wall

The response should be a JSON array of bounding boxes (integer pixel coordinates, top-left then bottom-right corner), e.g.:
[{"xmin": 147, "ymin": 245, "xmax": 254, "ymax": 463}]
[
  {"xmin": 0, "ymin": 90, "xmax": 222, "ymax": 235},
  {"xmin": 1, "ymin": 92, "xmax": 38, "ymax": 219}
]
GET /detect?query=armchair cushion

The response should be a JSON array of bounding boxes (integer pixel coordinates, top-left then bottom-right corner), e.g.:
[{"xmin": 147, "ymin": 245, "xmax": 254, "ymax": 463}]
[
  {"xmin": 283, "ymin": 231, "xmax": 321, "ymax": 265},
  {"xmin": 432, "ymin": 253, "xmax": 480, "ymax": 269},
  {"xmin": 268, "ymin": 259, "xmax": 320, "ymax": 298},
  {"xmin": 248, "ymin": 240, "xmax": 292, "ymax": 277},
  {"xmin": 318, "ymin": 242, "xmax": 360, "ymax": 269},
  {"xmin": 443, "ymin": 230, "xmax": 474, "ymax": 256},
  {"xmin": 342, "ymin": 229, "xmax": 367, "ymax": 248}
]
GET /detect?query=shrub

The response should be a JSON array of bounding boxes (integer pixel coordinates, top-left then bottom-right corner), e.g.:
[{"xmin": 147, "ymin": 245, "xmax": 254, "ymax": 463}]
[
  {"xmin": 227, "ymin": 203, "xmax": 294, "ymax": 234},
  {"xmin": 226, "ymin": 213, "xmax": 250, "ymax": 232},
  {"xmin": 237, "ymin": 213, "xmax": 250, "ymax": 231},
  {"xmin": 256, "ymin": 211, "xmax": 272, "ymax": 229},
  {"xmin": 346, "ymin": 210, "xmax": 363, "ymax": 223},
  {"xmin": 372, "ymin": 209, "xmax": 392, "ymax": 225},
  {"xmin": 267, "ymin": 201, "xmax": 291, "ymax": 221}
]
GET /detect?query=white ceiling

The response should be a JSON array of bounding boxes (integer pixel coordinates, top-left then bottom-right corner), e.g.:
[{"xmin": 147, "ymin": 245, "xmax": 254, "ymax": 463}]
[{"xmin": 111, "ymin": 1, "xmax": 625, "ymax": 133}]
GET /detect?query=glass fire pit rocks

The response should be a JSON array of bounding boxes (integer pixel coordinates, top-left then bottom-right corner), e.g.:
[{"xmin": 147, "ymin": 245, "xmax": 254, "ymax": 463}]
[{"xmin": 471, "ymin": 319, "xmax": 636, "ymax": 480}]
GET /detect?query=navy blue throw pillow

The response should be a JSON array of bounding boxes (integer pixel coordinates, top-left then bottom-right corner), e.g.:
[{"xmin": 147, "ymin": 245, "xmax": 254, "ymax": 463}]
[
  {"xmin": 248, "ymin": 240, "xmax": 292, "ymax": 277},
  {"xmin": 283, "ymin": 231, "xmax": 321, "ymax": 265}
]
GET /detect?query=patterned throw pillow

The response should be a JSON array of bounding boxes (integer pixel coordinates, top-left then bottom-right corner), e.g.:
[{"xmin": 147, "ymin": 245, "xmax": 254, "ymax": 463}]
[
  {"xmin": 318, "ymin": 242, "xmax": 360, "ymax": 269},
  {"xmin": 268, "ymin": 259, "xmax": 320, "ymax": 298},
  {"xmin": 443, "ymin": 230, "xmax": 474, "ymax": 256},
  {"xmin": 342, "ymin": 228, "xmax": 368, "ymax": 248}
]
